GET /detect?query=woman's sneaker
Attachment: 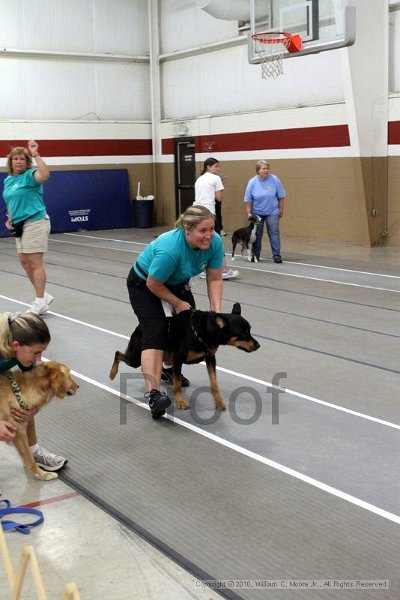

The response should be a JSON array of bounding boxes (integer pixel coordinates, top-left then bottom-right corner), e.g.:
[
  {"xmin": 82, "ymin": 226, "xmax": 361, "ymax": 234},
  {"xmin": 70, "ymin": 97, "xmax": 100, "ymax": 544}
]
[
  {"xmin": 32, "ymin": 446, "xmax": 68, "ymax": 472},
  {"xmin": 161, "ymin": 367, "xmax": 190, "ymax": 387},
  {"xmin": 29, "ymin": 298, "xmax": 50, "ymax": 315},
  {"xmin": 222, "ymin": 269, "xmax": 239, "ymax": 280},
  {"xmin": 147, "ymin": 389, "xmax": 171, "ymax": 420},
  {"xmin": 44, "ymin": 292, "xmax": 54, "ymax": 306}
]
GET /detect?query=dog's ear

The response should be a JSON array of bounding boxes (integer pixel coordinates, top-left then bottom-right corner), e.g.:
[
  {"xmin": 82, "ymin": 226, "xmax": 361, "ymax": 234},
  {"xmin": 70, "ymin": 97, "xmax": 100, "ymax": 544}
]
[
  {"xmin": 41, "ymin": 362, "xmax": 69, "ymax": 398},
  {"xmin": 206, "ymin": 313, "xmax": 226, "ymax": 336},
  {"xmin": 32, "ymin": 362, "xmax": 52, "ymax": 393},
  {"xmin": 215, "ymin": 315, "xmax": 226, "ymax": 329},
  {"xmin": 232, "ymin": 303, "xmax": 241, "ymax": 315}
]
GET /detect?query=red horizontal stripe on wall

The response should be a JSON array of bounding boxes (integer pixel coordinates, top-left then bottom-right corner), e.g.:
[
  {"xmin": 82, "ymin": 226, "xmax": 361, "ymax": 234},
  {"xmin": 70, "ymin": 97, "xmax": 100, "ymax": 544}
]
[
  {"xmin": 388, "ymin": 121, "xmax": 400, "ymax": 144},
  {"xmin": 162, "ymin": 124, "xmax": 350, "ymax": 155},
  {"xmin": 0, "ymin": 139, "xmax": 152, "ymax": 157}
]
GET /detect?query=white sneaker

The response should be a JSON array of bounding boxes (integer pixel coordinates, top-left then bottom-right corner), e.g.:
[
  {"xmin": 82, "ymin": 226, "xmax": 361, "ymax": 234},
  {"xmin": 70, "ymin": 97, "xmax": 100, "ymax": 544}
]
[
  {"xmin": 199, "ymin": 272, "xmax": 206, "ymax": 279},
  {"xmin": 33, "ymin": 446, "xmax": 68, "ymax": 472},
  {"xmin": 44, "ymin": 292, "xmax": 54, "ymax": 306},
  {"xmin": 222, "ymin": 269, "xmax": 239, "ymax": 280},
  {"xmin": 29, "ymin": 298, "xmax": 50, "ymax": 315}
]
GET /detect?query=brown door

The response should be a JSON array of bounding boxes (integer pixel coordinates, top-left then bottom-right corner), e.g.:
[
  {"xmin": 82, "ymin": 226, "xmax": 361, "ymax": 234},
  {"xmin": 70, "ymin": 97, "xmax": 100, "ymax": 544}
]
[{"xmin": 174, "ymin": 137, "xmax": 196, "ymax": 217}]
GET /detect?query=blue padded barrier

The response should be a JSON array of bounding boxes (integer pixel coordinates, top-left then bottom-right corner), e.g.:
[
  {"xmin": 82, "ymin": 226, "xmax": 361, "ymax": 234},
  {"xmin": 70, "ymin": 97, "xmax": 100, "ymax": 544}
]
[{"xmin": 0, "ymin": 169, "xmax": 131, "ymax": 237}]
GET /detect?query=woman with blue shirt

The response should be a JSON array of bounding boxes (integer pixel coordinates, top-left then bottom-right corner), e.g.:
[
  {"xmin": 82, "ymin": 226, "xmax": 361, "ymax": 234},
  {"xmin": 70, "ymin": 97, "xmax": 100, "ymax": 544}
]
[
  {"xmin": 127, "ymin": 205, "xmax": 224, "ymax": 419},
  {"xmin": 243, "ymin": 160, "xmax": 286, "ymax": 263},
  {"xmin": 3, "ymin": 140, "xmax": 53, "ymax": 314}
]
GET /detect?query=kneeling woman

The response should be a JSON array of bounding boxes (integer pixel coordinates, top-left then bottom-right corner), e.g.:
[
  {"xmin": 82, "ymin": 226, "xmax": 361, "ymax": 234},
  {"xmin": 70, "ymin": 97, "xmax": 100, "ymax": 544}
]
[
  {"xmin": 0, "ymin": 312, "xmax": 67, "ymax": 471},
  {"xmin": 127, "ymin": 205, "xmax": 224, "ymax": 418}
]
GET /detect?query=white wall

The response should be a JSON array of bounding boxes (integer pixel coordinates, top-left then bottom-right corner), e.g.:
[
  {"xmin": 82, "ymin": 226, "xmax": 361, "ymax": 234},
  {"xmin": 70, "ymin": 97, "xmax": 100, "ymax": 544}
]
[
  {"xmin": 162, "ymin": 44, "xmax": 345, "ymax": 120},
  {"xmin": 0, "ymin": 59, "xmax": 149, "ymax": 121},
  {"xmin": 390, "ymin": 8, "xmax": 400, "ymax": 91},
  {"xmin": 0, "ymin": 0, "xmax": 150, "ymax": 121},
  {"xmin": 160, "ymin": 0, "xmax": 345, "ymax": 120},
  {"xmin": 0, "ymin": 0, "xmax": 148, "ymax": 55},
  {"xmin": 0, "ymin": 0, "xmax": 398, "ymax": 148},
  {"xmin": 160, "ymin": 0, "xmax": 238, "ymax": 53}
]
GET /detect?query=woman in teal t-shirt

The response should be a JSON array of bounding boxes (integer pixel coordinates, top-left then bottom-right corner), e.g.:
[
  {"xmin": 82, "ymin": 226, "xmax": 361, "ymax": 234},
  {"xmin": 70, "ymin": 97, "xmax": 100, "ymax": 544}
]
[
  {"xmin": 2, "ymin": 140, "xmax": 53, "ymax": 315},
  {"xmin": 127, "ymin": 205, "xmax": 225, "ymax": 419}
]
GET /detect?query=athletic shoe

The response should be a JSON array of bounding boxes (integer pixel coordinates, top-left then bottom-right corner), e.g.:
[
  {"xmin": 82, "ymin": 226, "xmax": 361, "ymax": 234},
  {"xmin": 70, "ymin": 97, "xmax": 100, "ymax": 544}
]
[
  {"xmin": 44, "ymin": 292, "xmax": 54, "ymax": 306},
  {"xmin": 147, "ymin": 389, "xmax": 171, "ymax": 420},
  {"xmin": 29, "ymin": 299, "xmax": 50, "ymax": 315},
  {"xmin": 199, "ymin": 271, "xmax": 206, "ymax": 279},
  {"xmin": 33, "ymin": 446, "xmax": 68, "ymax": 472},
  {"xmin": 222, "ymin": 269, "xmax": 239, "ymax": 280},
  {"xmin": 220, "ymin": 230, "xmax": 227, "ymax": 236},
  {"xmin": 161, "ymin": 367, "xmax": 190, "ymax": 387},
  {"xmin": 273, "ymin": 255, "xmax": 283, "ymax": 263}
]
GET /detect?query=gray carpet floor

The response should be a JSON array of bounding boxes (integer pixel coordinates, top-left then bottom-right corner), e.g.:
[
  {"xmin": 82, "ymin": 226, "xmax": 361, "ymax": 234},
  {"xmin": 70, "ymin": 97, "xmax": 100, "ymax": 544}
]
[{"xmin": 37, "ymin": 380, "xmax": 400, "ymax": 600}]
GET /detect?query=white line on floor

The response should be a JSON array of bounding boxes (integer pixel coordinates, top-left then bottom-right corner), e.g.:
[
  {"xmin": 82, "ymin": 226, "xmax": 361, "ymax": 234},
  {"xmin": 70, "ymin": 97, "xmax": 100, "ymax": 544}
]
[
  {"xmin": 61, "ymin": 233, "xmax": 400, "ymax": 280},
  {"xmin": 4, "ymin": 293, "xmax": 398, "ymax": 525},
  {"xmin": 230, "ymin": 265, "xmax": 400, "ymax": 293},
  {"xmin": 2, "ymin": 293, "xmax": 398, "ymax": 432},
  {"xmin": 63, "ymin": 232, "xmax": 148, "ymax": 246},
  {"xmin": 49, "ymin": 238, "xmax": 139, "ymax": 253},
  {"xmin": 60, "ymin": 366, "xmax": 400, "ymax": 527},
  {"xmin": 50, "ymin": 236, "xmax": 400, "ymax": 292}
]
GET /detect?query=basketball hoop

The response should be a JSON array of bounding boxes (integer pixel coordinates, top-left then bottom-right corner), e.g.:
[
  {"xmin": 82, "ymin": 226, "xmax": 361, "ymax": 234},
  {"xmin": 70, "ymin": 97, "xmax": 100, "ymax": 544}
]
[{"xmin": 252, "ymin": 31, "xmax": 302, "ymax": 79}]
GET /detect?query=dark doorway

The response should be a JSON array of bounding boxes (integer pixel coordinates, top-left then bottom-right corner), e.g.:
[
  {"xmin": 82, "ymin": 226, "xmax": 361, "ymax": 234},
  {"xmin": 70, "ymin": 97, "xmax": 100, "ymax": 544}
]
[{"xmin": 174, "ymin": 137, "xmax": 196, "ymax": 217}]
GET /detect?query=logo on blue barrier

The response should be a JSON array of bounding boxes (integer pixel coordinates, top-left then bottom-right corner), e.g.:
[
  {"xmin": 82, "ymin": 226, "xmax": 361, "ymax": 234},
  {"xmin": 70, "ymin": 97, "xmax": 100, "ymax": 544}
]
[{"xmin": 68, "ymin": 208, "xmax": 91, "ymax": 223}]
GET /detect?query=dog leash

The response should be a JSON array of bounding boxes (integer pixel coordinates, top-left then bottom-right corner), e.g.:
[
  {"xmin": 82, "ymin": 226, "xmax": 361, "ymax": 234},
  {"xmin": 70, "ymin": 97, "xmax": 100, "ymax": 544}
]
[
  {"xmin": 6, "ymin": 372, "xmax": 28, "ymax": 409},
  {"xmin": 0, "ymin": 499, "xmax": 44, "ymax": 535}
]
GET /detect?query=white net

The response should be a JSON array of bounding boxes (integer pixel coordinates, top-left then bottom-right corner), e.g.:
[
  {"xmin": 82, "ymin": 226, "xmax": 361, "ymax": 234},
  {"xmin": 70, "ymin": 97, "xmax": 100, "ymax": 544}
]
[{"xmin": 253, "ymin": 34, "xmax": 291, "ymax": 79}]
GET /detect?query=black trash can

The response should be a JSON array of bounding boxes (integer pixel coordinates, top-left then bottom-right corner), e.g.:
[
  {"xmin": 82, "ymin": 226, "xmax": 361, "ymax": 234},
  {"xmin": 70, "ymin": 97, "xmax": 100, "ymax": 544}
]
[{"xmin": 131, "ymin": 198, "xmax": 154, "ymax": 228}]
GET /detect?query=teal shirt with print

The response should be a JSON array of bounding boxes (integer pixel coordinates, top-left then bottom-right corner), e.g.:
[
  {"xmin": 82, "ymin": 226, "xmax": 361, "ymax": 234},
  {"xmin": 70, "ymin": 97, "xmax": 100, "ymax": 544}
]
[
  {"xmin": 3, "ymin": 167, "xmax": 46, "ymax": 224},
  {"xmin": 133, "ymin": 227, "xmax": 224, "ymax": 286}
]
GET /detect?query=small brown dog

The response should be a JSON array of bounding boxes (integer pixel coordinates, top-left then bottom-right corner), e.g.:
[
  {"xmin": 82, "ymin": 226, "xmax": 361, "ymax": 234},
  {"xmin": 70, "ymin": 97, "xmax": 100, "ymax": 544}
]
[{"xmin": 0, "ymin": 361, "xmax": 79, "ymax": 480}]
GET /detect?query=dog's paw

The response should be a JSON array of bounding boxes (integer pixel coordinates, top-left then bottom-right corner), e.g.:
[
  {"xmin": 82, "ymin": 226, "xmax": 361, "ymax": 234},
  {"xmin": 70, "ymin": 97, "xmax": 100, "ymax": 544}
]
[
  {"xmin": 247, "ymin": 256, "xmax": 252, "ymax": 262},
  {"xmin": 231, "ymin": 256, "xmax": 235, "ymax": 262},
  {"xmin": 175, "ymin": 400, "xmax": 189, "ymax": 410},
  {"xmin": 35, "ymin": 470, "xmax": 58, "ymax": 481}
]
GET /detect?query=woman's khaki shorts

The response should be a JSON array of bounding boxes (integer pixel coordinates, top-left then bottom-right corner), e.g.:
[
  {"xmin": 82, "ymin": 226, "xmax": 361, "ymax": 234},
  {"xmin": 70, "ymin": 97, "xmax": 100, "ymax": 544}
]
[{"xmin": 16, "ymin": 216, "xmax": 51, "ymax": 254}]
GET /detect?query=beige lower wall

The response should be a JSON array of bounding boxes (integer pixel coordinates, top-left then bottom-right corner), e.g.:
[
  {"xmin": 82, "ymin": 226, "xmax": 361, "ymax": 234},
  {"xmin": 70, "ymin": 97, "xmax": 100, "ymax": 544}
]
[
  {"xmin": 155, "ymin": 157, "xmax": 398, "ymax": 247},
  {"xmin": 4, "ymin": 156, "xmax": 397, "ymax": 246},
  {"xmin": 388, "ymin": 157, "xmax": 400, "ymax": 247}
]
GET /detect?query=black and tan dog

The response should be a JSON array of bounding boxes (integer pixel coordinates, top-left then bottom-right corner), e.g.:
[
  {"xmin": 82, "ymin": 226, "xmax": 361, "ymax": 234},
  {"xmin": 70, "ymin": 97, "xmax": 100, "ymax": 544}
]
[
  {"xmin": 109, "ymin": 303, "xmax": 260, "ymax": 411},
  {"xmin": 231, "ymin": 214, "xmax": 262, "ymax": 262}
]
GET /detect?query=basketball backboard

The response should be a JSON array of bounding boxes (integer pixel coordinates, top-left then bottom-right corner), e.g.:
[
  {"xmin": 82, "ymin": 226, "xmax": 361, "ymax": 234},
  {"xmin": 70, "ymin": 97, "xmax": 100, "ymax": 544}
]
[{"xmin": 248, "ymin": 0, "xmax": 356, "ymax": 64}]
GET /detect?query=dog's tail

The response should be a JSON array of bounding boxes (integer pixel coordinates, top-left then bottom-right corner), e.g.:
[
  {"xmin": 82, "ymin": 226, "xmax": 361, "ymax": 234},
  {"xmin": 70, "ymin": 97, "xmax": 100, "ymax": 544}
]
[{"xmin": 109, "ymin": 351, "xmax": 125, "ymax": 380}]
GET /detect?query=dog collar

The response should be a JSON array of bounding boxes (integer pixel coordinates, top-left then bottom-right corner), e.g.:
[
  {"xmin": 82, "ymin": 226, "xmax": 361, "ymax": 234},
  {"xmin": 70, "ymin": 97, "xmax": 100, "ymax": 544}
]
[
  {"xmin": 6, "ymin": 372, "xmax": 28, "ymax": 409},
  {"xmin": 190, "ymin": 310, "xmax": 214, "ymax": 353}
]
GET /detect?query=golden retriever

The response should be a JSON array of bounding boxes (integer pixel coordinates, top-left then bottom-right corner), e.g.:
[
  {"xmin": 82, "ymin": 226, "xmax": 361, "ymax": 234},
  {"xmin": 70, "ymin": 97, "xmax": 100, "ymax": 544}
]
[{"xmin": 0, "ymin": 361, "xmax": 79, "ymax": 480}]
